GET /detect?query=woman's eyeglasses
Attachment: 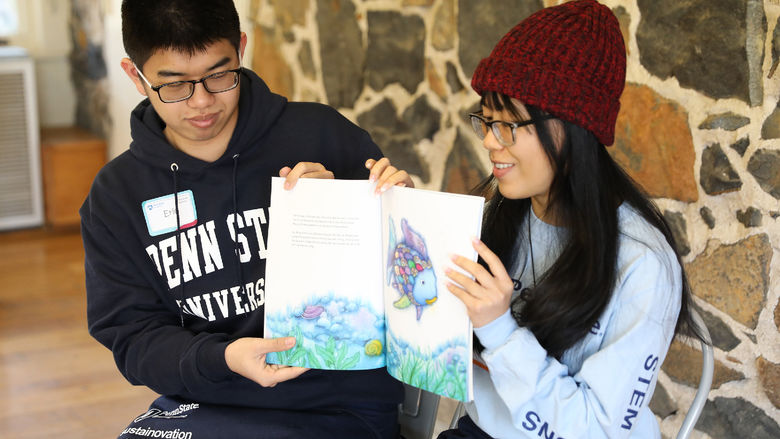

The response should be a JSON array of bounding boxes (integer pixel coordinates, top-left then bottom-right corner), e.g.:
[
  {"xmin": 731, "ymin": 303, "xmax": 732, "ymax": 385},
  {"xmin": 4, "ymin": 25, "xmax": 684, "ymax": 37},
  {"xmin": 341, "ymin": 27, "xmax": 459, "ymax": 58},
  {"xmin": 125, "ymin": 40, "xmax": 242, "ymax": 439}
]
[{"xmin": 468, "ymin": 111, "xmax": 554, "ymax": 147}]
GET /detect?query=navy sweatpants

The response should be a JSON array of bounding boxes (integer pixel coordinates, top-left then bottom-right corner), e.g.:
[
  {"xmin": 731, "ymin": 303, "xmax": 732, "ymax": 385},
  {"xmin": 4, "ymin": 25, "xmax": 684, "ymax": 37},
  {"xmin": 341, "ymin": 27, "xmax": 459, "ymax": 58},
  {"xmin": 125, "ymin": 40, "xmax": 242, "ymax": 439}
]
[
  {"xmin": 436, "ymin": 415, "xmax": 493, "ymax": 439},
  {"xmin": 119, "ymin": 395, "xmax": 397, "ymax": 439}
]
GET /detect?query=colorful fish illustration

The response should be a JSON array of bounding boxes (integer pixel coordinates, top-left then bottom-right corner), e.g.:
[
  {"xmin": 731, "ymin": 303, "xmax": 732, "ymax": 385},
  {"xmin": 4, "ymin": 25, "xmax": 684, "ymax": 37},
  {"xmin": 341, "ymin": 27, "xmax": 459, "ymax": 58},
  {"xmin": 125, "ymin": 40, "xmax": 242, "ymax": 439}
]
[{"xmin": 386, "ymin": 217, "xmax": 437, "ymax": 320}]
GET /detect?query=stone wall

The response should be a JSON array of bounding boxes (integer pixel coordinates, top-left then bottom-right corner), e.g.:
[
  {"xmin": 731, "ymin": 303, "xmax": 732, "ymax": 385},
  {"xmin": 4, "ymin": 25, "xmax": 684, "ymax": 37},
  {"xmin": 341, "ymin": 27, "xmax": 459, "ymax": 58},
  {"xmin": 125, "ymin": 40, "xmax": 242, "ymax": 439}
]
[
  {"xmin": 70, "ymin": 0, "xmax": 109, "ymax": 138},
  {"xmin": 247, "ymin": 0, "xmax": 779, "ymax": 437}
]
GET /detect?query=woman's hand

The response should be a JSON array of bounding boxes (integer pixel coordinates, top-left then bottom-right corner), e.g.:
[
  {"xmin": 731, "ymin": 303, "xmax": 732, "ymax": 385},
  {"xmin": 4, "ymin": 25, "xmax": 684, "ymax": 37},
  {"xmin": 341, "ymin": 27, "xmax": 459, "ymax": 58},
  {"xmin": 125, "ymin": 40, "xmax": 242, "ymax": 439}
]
[
  {"xmin": 279, "ymin": 162, "xmax": 334, "ymax": 190},
  {"xmin": 365, "ymin": 158, "xmax": 414, "ymax": 194},
  {"xmin": 446, "ymin": 238, "xmax": 514, "ymax": 328},
  {"xmin": 225, "ymin": 337, "xmax": 309, "ymax": 387}
]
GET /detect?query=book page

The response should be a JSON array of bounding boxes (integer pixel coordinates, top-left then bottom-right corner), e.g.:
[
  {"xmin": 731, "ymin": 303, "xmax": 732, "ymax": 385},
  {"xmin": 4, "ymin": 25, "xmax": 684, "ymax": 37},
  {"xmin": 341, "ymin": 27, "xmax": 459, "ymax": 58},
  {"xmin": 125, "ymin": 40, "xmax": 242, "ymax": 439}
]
[
  {"xmin": 264, "ymin": 177, "xmax": 386, "ymax": 370},
  {"xmin": 381, "ymin": 186, "xmax": 483, "ymax": 402}
]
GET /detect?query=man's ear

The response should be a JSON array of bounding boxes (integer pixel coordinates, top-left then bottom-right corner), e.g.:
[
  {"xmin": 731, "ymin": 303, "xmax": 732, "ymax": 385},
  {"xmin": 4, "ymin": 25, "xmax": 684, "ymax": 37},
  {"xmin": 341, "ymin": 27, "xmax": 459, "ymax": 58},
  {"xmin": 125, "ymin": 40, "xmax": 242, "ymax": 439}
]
[
  {"xmin": 120, "ymin": 58, "xmax": 149, "ymax": 97},
  {"xmin": 239, "ymin": 32, "xmax": 247, "ymax": 61}
]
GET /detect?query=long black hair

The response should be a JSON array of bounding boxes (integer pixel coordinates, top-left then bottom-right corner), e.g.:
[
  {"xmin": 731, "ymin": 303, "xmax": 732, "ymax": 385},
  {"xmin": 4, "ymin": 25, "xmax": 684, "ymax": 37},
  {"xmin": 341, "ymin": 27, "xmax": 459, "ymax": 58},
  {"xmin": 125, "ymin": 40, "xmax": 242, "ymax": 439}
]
[{"xmin": 474, "ymin": 92, "xmax": 703, "ymax": 359}]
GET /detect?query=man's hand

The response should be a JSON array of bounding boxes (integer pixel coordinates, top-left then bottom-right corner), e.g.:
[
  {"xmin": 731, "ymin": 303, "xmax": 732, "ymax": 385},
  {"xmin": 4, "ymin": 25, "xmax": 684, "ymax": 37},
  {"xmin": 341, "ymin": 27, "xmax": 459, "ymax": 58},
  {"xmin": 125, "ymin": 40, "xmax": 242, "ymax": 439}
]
[
  {"xmin": 279, "ymin": 162, "xmax": 334, "ymax": 190},
  {"xmin": 225, "ymin": 337, "xmax": 309, "ymax": 387},
  {"xmin": 365, "ymin": 158, "xmax": 414, "ymax": 194}
]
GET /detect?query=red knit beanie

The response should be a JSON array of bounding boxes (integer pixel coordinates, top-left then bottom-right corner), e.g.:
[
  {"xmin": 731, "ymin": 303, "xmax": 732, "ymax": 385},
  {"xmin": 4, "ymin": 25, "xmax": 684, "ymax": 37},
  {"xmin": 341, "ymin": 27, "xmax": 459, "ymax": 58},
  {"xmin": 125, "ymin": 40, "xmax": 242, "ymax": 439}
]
[{"xmin": 471, "ymin": 0, "xmax": 626, "ymax": 146}]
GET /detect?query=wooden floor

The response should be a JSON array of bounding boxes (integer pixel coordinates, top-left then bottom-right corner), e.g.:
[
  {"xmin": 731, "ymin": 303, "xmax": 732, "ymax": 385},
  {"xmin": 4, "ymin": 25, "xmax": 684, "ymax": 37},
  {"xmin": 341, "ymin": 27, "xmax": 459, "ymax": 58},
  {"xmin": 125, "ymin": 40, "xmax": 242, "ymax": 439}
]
[
  {"xmin": 0, "ymin": 227, "xmax": 157, "ymax": 439},
  {"xmin": 0, "ymin": 227, "xmax": 459, "ymax": 438}
]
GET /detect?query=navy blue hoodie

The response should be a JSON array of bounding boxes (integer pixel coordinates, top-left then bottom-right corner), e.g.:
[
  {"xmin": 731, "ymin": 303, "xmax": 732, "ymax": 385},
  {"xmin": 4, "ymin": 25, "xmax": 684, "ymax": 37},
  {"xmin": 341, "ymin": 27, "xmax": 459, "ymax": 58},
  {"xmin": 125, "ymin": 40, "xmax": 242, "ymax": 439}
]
[{"xmin": 81, "ymin": 69, "xmax": 404, "ymax": 436}]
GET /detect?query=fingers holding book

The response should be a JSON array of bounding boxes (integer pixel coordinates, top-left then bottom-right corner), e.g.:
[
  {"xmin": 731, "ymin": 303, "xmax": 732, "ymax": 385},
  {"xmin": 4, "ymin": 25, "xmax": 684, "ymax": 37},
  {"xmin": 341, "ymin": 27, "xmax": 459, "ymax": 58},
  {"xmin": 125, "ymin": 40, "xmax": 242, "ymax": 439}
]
[
  {"xmin": 225, "ymin": 336, "xmax": 310, "ymax": 387},
  {"xmin": 365, "ymin": 158, "xmax": 414, "ymax": 194}
]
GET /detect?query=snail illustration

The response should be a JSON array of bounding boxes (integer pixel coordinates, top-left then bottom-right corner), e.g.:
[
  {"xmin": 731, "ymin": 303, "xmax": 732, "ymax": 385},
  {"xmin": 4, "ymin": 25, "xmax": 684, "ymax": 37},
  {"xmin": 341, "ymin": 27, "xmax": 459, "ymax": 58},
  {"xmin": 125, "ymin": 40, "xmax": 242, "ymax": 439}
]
[{"xmin": 364, "ymin": 339, "xmax": 383, "ymax": 356}]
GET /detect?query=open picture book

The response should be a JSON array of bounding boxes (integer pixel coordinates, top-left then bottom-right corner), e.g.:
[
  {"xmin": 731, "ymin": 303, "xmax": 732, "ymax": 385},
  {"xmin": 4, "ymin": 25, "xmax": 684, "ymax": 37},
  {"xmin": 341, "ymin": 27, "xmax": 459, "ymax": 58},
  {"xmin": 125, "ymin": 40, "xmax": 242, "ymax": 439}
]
[{"xmin": 263, "ymin": 177, "xmax": 484, "ymax": 402}]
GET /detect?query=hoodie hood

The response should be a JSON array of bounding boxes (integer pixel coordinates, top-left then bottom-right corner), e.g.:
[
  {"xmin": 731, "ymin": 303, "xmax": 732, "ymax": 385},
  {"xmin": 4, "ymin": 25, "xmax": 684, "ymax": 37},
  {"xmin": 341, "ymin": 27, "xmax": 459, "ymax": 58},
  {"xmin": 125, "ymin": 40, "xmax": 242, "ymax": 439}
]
[
  {"xmin": 127, "ymin": 69, "xmax": 287, "ymax": 175},
  {"xmin": 81, "ymin": 66, "xmax": 400, "ymax": 424}
]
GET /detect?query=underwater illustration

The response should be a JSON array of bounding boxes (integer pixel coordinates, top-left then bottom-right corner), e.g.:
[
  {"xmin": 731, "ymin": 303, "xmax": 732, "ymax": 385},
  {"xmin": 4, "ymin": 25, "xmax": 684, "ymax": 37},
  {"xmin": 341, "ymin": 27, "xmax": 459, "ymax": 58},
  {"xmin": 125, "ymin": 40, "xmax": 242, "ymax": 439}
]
[
  {"xmin": 265, "ymin": 293, "xmax": 386, "ymax": 370},
  {"xmin": 385, "ymin": 326, "xmax": 470, "ymax": 402},
  {"xmin": 386, "ymin": 217, "xmax": 437, "ymax": 320}
]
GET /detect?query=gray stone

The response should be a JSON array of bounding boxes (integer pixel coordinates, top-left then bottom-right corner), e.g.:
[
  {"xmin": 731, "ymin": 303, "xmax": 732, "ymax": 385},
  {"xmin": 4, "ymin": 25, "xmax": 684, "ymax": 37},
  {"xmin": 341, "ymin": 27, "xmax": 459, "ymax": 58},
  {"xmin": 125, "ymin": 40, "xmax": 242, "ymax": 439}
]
[
  {"xmin": 698, "ymin": 112, "xmax": 750, "ymax": 131},
  {"xmin": 72, "ymin": 76, "xmax": 110, "ymax": 139},
  {"xmin": 771, "ymin": 16, "xmax": 780, "ymax": 77},
  {"xmin": 70, "ymin": 0, "xmax": 109, "ymax": 138},
  {"xmin": 70, "ymin": 42, "xmax": 107, "ymax": 80},
  {"xmin": 70, "ymin": 0, "xmax": 107, "ymax": 79},
  {"xmin": 693, "ymin": 303, "xmax": 741, "ymax": 352},
  {"xmin": 442, "ymin": 128, "xmax": 485, "ymax": 194},
  {"xmin": 271, "ymin": 0, "xmax": 308, "ymax": 30},
  {"xmin": 746, "ymin": 0, "xmax": 766, "ymax": 106},
  {"xmin": 698, "ymin": 397, "xmax": 780, "ymax": 439},
  {"xmin": 649, "ymin": 382, "xmax": 677, "ymax": 419},
  {"xmin": 700, "ymin": 207, "xmax": 716, "ymax": 229},
  {"xmin": 663, "ymin": 210, "xmax": 690, "ymax": 256},
  {"xmin": 636, "ymin": 0, "xmax": 756, "ymax": 103},
  {"xmin": 737, "ymin": 207, "xmax": 763, "ymax": 227},
  {"xmin": 730, "ymin": 137, "xmax": 750, "ymax": 156},
  {"xmin": 357, "ymin": 99, "xmax": 429, "ymax": 182},
  {"xmin": 432, "ymin": 0, "xmax": 455, "ymax": 51},
  {"xmin": 771, "ymin": 211, "xmax": 780, "ymax": 219},
  {"xmin": 457, "ymin": 0, "xmax": 542, "ymax": 79},
  {"xmin": 613, "ymin": 6, "xmax": 631, "ymax": 55},
  {"xmin": 316, "ymin": 0, "xmax": 364, "ymax": 108},
  {"xmin": 298, "ymin": 41, "xmax": 316, "ymax": 80},
  {"xmin": 700, "ymin": 143, "xmax": 742, "ymax": 195},
  {"xmin": 401, "ymin": 96, "xmax": 441, "ymax": 143},
  {"xmin": 745, "ymin": 332, "xmax": 758, "ymax": 344},
  {"xmin": 747, "ymin": 149, "xmax": 780, "ymax": 199},
  {"xmin": 761, "ymin": 103, "xmax": 780, "ymax": 139},
  {"xmin": 366, "ymin": 11, "xmax": 425, "ymax": 93},
  {"xmin": 446, "ymin": 62, "xmax": 464, "ymax": 93}
]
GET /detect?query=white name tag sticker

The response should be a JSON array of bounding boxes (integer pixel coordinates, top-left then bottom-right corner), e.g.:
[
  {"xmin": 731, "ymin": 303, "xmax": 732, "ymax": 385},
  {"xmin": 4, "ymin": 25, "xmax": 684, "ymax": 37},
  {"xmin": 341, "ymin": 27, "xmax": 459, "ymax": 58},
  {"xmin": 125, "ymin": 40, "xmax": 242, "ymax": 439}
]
[{"xmin": 142, "ymin": 190, "xmax": 198, "ymax": 237}]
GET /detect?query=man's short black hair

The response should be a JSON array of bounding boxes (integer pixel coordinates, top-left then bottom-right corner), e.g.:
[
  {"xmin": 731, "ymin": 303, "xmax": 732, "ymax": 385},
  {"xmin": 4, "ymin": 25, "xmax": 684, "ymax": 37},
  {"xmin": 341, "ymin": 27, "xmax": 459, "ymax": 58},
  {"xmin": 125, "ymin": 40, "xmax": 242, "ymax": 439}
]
[{"xmin": 122, "ymin": 0, "xmax": 241, "ymax": 68}]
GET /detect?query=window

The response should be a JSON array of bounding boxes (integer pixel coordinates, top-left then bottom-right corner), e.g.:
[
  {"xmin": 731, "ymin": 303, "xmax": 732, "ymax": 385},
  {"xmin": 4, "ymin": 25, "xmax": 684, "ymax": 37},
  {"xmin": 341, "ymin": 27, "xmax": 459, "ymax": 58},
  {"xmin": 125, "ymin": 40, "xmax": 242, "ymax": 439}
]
[{"xmin": 0, "ymin": 0, "xmax": 19, "ymax": 39}]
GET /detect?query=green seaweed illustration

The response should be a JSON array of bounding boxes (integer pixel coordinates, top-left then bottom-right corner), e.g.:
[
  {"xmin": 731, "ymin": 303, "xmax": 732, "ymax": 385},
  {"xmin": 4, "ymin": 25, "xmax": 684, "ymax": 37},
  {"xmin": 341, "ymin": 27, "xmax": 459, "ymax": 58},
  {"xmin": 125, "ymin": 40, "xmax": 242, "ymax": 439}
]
[
  {"xmin": 393, "ymin": 346, "xmax": 467, "ymax": 402},
  {"xmin": 315, "ymin": 337, "xmax": 361, "ymax": 369},
  {"xmin": 270, "ymin": 326, "xmax": 362, "ymax": 370},
  {"xmin": 271, "ymin": 326, "xmax": 308, "ymax": 366}
]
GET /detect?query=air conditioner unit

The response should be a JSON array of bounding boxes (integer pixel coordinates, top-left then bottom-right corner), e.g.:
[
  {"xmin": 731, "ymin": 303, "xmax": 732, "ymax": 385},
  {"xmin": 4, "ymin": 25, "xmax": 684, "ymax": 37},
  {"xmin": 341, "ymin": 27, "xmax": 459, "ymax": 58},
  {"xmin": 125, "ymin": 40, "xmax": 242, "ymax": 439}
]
[{"xmin": 0, "ymin": 46, "xmax": 43, "ymax": 230}]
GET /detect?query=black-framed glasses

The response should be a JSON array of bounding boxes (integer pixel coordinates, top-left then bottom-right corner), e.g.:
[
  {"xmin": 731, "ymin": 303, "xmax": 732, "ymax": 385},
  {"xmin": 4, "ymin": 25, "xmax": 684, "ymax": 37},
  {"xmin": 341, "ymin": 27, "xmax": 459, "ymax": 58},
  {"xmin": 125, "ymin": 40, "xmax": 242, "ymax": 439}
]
[
  {"xmin": 134, "ymin": 64, "xmax": 242, "ymax": 103},
  {"xmin": 468, "ymin": 111, "xmax": 554, "ymax": 147}
]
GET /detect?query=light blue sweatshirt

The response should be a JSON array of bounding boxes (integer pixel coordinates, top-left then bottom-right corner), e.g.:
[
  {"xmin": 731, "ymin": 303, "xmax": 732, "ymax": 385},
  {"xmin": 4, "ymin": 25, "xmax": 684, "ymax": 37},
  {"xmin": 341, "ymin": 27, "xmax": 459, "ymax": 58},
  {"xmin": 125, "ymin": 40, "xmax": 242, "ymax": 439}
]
[{"xmin": 466, "ymin": 204, "xmax": 681, "ymax": 438}]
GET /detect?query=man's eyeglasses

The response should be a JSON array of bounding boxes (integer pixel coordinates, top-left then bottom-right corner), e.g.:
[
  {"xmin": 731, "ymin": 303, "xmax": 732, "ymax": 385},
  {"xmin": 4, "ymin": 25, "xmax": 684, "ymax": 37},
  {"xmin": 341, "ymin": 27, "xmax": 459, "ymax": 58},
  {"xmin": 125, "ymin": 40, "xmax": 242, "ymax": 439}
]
[
  {"xmin": 468, "ymin": 111, "xmax": 554, "ymax": 147},
  {"xmin": 134, "ymin": 64, "xmax": 242, "ymax": 103}
]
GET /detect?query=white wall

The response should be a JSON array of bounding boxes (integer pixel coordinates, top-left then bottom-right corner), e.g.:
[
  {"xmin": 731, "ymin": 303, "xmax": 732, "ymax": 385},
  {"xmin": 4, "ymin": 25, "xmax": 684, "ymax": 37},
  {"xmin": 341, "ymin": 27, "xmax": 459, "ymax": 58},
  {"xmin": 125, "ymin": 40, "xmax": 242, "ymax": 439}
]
[
  {"xmin": 2, "ymin": 0, "xmax": 254, "ymax": 155},
  {"xmin": 102, "ymin": 0, "xmax": 255, "ymax": 159},
  {"xmin": 8, "ymin": 0, "xmax": 76, "ymax": 127}
]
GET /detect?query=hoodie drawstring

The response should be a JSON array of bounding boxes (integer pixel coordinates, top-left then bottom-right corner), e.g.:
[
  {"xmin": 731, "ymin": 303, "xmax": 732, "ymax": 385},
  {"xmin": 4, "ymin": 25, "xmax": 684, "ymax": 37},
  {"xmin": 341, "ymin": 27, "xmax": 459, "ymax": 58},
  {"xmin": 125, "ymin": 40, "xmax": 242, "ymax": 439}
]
[
  {"xmin": 169, "ymin": 157, "xmax": 246, "ymax": 328},
  {"xmin": 232, "ymin": 154, "xmax": 247, "ymax": 300},
  {"xmin": 171, "ymin": 163, "xmax": 185, "ymax": 327}
]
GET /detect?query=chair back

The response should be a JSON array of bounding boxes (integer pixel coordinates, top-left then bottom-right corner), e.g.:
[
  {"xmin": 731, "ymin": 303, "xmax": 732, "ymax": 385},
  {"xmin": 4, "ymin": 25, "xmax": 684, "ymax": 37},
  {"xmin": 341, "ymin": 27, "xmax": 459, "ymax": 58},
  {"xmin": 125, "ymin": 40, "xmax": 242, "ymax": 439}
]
[
  {"xmin": 676, "ymin": 308, "xmax": 713, "ymax": 439},
  {"xmin": 399, "ymin": 384, "xmax": 440, "ymax": 439},
  {"xmin": 401, "ymin": 309, "xmax": 715, "ymax": 439}
]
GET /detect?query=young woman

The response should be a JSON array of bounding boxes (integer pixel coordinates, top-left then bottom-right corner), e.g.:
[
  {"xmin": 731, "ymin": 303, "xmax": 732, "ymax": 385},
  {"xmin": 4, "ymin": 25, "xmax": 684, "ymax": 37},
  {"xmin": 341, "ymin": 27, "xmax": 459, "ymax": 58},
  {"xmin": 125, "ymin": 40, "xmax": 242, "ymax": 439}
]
[{"xmin": 369, "ymin": 1, "xmax": 703, "ymax": 437}]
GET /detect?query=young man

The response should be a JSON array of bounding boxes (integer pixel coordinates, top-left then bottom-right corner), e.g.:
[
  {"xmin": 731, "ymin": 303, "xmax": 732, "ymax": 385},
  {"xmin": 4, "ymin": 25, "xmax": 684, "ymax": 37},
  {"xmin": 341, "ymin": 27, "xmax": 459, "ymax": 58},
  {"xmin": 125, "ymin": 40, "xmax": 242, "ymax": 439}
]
[{"xmin": 81, "ymin": 1, "xmax": 403, "ymax": 438}]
